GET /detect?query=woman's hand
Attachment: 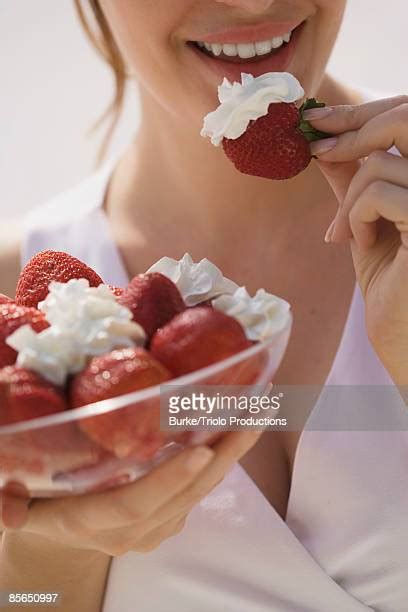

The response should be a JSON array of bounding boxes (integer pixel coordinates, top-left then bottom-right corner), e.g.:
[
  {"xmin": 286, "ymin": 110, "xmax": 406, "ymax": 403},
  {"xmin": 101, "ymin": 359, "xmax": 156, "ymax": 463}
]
[
  {"xmin": 0, "ymin": 432, "xmax": 260, "ymax": 557},
  {"xmin": 304, "ymin": 96, "xmax": 408, "ymax": 384}
]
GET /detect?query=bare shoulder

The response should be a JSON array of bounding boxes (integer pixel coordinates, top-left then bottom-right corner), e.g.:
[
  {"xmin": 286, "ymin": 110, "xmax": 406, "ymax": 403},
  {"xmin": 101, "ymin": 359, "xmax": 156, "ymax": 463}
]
[{"xmin": 0, "ymin": 217, "xmax": 22, "ymax": 298}]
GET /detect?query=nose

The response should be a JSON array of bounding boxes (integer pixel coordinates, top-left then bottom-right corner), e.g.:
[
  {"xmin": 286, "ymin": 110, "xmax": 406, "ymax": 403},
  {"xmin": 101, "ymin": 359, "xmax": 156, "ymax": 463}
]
[{"xmin": 215, "ymin": 0, "xmax": 276, "ymax": 13}]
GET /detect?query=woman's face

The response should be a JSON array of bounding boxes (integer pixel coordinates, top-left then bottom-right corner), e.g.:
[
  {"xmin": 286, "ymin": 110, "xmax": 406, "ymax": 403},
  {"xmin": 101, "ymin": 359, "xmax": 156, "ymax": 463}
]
[{"xmin": 99, "ymin": 0, "xmax": 346, "ymax": 129}]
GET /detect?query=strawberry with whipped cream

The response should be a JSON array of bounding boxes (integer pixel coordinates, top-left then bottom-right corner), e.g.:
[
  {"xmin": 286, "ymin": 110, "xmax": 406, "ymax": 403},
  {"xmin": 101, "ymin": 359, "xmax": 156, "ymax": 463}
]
[
  {"xmin": 1, "ymin": 250, "xmax": 291, "ymax": 422},
  {"xmin": 201, "ymin": 71, "xmax": 331, "ymax": 180},
  {"xmin": 7, "ymin": 279, "xmax": 146, "ymax": 386},
  {"xmin": 147, "ymin": 253, "xmax": 291, "ymax": 340}
]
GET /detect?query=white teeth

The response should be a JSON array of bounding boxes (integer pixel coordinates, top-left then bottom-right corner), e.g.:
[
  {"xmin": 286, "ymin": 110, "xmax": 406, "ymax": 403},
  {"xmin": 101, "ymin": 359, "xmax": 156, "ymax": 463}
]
[
  {"xmin": 237, "ymin": 43, "xmax": 256, "ymax": 59},
  {"xmin": 210, "ymin": 43, "xmax": 223, "ymax": 56},
  {"xmin": 255, "ymin": 40, "xmax": 273, "ymax": 55},
  {"xmin": 271, "ymin": 36, "xmax": 283, "ymax": 49},
  {"xmin": 196, "ymin": 29, "xmax": 293, "ymax": 58},
  {"xmin": 222, "ymin": 43, "xmax": 238, "ymax": 57}
]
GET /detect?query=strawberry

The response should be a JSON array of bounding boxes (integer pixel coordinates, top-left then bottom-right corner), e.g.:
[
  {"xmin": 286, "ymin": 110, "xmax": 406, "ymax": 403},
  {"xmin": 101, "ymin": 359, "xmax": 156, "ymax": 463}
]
[
  {"xmin": 0, "ymin": 367, "xmax": 103, "ymax": 477},
  {"xmin": 150, "ymin": 306, "xmax": 252, "ymax": 377},
  {"xmin": 70, "ymin": 347, "xmax": 178, "ymax": 459},
  {"xmin": 0, "ymin": 439, "xmax": 45, "ymax": 474},
  {"xmin": 108, "ymin": 284, "xmax": 124, "ymax": 298},
  {"xmin": 0, "ymin": 303, "xmax": 49, "ymax": 368},
  {"xmin": 223, "ymin": 99, "xmax": 331, "ymax": 181},
  {"xmin": 16, "ymin": 250, "xmax": 104, "ymax": 308},
  {"xmin": 0, "ymin": 293, "xmax": 13, "ymax": 304},
  {"xmin": 119, "ymin": 273, "xmax": 185, "ymax": 340},
  {"xmin": 0, "ymin": 366, "xmax": 66, "ymax": 427},
  {"xmin": 0, "ymin": 427, "xmax": 104, "ymax": 479}
]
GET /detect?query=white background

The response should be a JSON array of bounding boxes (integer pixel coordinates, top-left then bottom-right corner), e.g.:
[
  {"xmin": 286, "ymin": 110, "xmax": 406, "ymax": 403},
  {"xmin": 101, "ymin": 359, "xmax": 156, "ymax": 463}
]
[{"xmin": 1, "ymin": 0, "xmax": 407, "ymax": 219}]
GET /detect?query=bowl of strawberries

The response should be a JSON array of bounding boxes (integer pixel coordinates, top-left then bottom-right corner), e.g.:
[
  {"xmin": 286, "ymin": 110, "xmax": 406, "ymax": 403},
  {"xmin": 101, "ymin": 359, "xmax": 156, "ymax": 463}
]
[{"xmin": 0, "ymin": 251, "xmax": 292, "ymax": 497}]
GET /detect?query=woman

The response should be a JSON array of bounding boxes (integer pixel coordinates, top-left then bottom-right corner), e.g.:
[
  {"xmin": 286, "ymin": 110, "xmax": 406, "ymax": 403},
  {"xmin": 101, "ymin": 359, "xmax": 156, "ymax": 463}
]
[{"xmin": 1, "ymin": 1, "xmax": 408, "ymax": 610}]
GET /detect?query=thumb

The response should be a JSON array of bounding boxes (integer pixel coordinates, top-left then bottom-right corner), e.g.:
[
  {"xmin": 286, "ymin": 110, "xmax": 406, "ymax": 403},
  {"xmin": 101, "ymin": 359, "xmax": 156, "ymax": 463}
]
[
  {"xmin": 0, "ymin": 482, "xmax": 31, "ymax": 530},
  {"xmin": 316, "ymin": 159, "xmax": 361, "ymax": 242}
]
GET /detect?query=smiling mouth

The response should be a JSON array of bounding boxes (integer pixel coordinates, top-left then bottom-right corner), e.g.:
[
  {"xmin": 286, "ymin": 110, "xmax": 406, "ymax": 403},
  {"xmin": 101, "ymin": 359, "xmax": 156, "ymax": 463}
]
[{"xmin": 188, "ymin": 21, "xmax": 304, "ymax": 64}]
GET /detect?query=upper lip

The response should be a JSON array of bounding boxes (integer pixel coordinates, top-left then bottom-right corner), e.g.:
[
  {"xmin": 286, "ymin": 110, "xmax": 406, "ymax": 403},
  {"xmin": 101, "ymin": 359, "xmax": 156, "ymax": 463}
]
[{"xmin": 192, "ymin": 20, "xmax": 304, "ymax": 44}]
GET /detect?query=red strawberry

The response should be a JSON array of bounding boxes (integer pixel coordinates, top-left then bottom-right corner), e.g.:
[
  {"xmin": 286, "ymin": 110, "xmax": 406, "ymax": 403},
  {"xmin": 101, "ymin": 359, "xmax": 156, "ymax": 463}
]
[
  {"xmin": 16, "ymin": 250, "xmax": 104, "ymax": 308},
  {"xmin": 0, "ymin": 293, "xmax": 13, "ymax": 304},
  {"xmin": 0, "ymin": 366, "xmax": 66, "ymax": 427},
  {"xmin": 108, "ymin": 284, "xmax": 124, "ymax": 298},
  {"xmin": 150, "ymin": 307, "xmax": 252, "ymax": 377},
  {"xmin": 70, "ymin": 347, "xmax": 178, "ymax": 459},
  {"xmin": 223, "ymin": 99, "xmax": 331, "ymax": 181},
  {"xmin": 0, "ymin": 367, "xmax": 103, "ymax": 477},
  {"xmin": 0, "ymin": 439, "xmax": 45, "ymax": 474},
  {"xmin": 119, "ymin": 273, "xmax": 185, "ymax": 340},
  {"xmin": 0, "ymin": 303, "xmax": 49, "ymax": 368},
  {"xmin": 0, "ymin": 426, "xmax": 104, "ymax": 479}
]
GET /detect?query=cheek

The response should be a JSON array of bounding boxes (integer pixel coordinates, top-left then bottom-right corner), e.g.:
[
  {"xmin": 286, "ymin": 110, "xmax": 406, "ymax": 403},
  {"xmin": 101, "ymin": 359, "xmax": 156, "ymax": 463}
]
[
  {"xmin": 99, "ymin": 1, "xmax": 205, "ymax": 122},
  {"xmin": 315, "ymin": 0, "xmax": 347, "ymax": 23},
  {"xmin": 99, "ymin": 0, "xmax": 180, "ymax": 71}
]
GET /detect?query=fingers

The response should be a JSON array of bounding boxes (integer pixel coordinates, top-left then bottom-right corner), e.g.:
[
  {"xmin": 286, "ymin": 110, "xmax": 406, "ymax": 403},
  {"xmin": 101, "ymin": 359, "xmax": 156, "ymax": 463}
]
[
  {"xmin": 130, "ymin": 514, "xmax": 188, "ymax": 554},
  {"xmin": 330, "ymin": 152, "xmax": 408, "ymax": 244},
  {"xmin": 349, "ymin": 181, "xmax": 408, "ymax": 251},
  {"xmin": 343, "ymin": 152, "xmax": 408, "ymax": 209},
  {"xmin": 96, "ymin": 445, "xmax": 214, "ymax": 526},
  {"xmin": 153, "ymin": 431, "xmax": 262, "ymax": 521},
  {"xmin": 25, "ymin": 445, "xmax": 214, "ymax": 533},
  {"xmin": 304, "ymin": 95, "xmax": 408, "ymax": 135},
  {"xmin": 311, "ymin": 102, "xmax": 408, "ymax": 162},
  {"xmin": 99, "ymin": 512, "xmax": 189, "ymax": 557},
  {"xmin": 85, "ymin": 433, "xmax": 260, "ymax": 556},
  {"xmin": 307, "ymin": 96, "xmax": 408, "ymax": 244}
]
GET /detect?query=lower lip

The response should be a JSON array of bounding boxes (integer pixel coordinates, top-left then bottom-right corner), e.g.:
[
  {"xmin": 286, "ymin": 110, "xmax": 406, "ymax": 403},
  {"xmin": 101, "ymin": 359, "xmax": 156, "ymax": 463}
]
[{"xmin": 189, "ymin": 22, "xmax": 304, "ymax": 82}]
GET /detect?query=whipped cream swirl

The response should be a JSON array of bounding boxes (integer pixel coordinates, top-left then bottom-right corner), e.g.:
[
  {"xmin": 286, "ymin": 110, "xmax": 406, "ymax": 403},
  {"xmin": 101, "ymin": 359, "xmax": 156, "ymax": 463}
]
[
  {"xmin": 212, "ymin": 286, "xmax": 291, "ymax": 342},
  {"xmin": 6, "ymin": 279, "xmax": 146, "ymax": 386},
  {"xmin": 201, "ymin": 72, "xmax": 305, "ymax": 146},
  {"xmin": 147, "ymin": 253, "xmax": 238, "ymax": 307}
]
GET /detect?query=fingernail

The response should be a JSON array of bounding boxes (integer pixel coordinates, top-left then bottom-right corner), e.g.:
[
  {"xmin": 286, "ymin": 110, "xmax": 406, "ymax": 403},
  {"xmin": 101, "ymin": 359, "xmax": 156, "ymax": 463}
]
[
  {"xmin": 186, "ymin": 447, "xmax": 214, "ymax": 473},
  {"xmin": 310, "ymin": 137, "xmax": 338, "ymax": 157},
  {"xmin": 324, "ymin": 219, "xmax": 336, "ymax": 243},
  {"xmin": 302, "ymin": 106, "xmax": 333, "ymax": 120}
]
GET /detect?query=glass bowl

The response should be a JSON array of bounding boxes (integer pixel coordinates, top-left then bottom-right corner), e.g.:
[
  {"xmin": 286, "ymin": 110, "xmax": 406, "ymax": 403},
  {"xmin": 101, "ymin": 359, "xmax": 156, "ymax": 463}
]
[{"xmin": 0, "ymin": 317, "xmax": 292, "ymax": 498}]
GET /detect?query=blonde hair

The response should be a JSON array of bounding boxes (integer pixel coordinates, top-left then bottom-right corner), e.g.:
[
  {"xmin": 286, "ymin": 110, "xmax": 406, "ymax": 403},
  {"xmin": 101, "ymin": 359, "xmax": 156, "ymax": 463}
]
[{"xmin": 73, "ymin": 0, "xmax": 127, "ymax": 161}]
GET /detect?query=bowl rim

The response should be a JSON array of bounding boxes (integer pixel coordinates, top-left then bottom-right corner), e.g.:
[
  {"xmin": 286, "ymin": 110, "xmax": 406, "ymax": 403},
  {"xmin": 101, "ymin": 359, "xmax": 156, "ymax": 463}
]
[{"xmin": 0, "ymin": 315, "xmax": 292, "ymax": 436}]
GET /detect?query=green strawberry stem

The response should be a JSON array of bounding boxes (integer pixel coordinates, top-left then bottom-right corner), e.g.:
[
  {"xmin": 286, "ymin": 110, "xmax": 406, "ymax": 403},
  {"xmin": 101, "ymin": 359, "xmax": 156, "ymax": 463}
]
[{"xmin": 299, "ymin": 98, "xmax": 333, "ymax": 143}]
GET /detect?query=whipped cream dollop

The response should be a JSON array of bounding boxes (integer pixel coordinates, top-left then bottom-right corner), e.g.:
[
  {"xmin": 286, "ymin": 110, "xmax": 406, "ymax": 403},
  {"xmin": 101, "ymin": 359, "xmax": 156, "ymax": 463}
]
[
  {"xmin": 147, "ymin": 253, "xmax": 238, "ymax": 307},
  {"xmin": 201, "ymin": 72, "xmax": 305, "ymax": 146},
  {"xmin": 6, "ymin": 279, "xmax": 146, "ymax": 386},
  {"xmin": 212, "ymin": 286, "xmax": 291, "ymax": 342}
]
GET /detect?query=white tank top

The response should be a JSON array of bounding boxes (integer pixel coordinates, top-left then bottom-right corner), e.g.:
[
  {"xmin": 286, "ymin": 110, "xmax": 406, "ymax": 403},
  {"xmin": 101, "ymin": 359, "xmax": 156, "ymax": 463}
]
[{"xmin": 22, "ymin": 102, "xmax": 408, "ymax": 612}]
